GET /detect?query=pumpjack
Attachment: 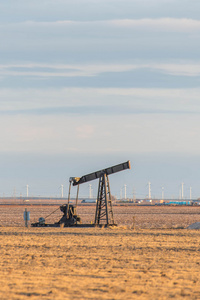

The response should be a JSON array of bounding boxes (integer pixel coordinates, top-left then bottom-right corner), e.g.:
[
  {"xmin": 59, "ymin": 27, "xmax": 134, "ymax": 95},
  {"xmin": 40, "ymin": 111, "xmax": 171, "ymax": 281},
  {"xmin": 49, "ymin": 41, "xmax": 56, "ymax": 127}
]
[{"xmin": 31, "ymin": 160, "xmax": 131, "ymax": 227}]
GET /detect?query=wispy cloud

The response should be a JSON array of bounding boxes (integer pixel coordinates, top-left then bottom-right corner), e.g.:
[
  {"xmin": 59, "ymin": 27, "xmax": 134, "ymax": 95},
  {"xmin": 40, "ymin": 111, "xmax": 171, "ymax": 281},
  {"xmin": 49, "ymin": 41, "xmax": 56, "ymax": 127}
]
[
  {"xmin": 1, "ymin": 62, "xmax": 200, "ymax": 78},
  {"xmin": 1, "ymin": 113, "xmax": 200, "ymax": 155},
  {"xmin": 0, "ymin": 87, "xmax": 200, "ymax": 115},
  {"xmin": 109, "ymin": 18, "xmax": 200, "ymax": 32},
  {"xmin": 1, "ymin": 0, "xmax": 200, "ymax": 197},
  {"xmin": 1, "ymin": 106, "xmax": 200, "ymax": 116},
  {"xmin": 5, "ymin": 18, "xmax": 200, "ymax": 33}
]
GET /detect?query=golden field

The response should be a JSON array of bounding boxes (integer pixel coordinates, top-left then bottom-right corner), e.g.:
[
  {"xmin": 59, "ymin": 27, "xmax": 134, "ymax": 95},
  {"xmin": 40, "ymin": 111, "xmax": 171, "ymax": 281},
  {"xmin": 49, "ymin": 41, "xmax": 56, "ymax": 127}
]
[
  {"xmin": 0, "ymin": 227, "xmax": 200, "ymax": 299},
  {"xmin": 0, "ymin": 205, "xmax": 200, "ymax": 299}
]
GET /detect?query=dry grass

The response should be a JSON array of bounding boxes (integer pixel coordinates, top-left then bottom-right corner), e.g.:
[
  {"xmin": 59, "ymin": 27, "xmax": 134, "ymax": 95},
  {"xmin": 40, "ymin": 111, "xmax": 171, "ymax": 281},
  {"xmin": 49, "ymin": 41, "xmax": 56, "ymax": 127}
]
[{"xmin": 0, "ymin": 227, "xmax": 200, "ymax": 299}]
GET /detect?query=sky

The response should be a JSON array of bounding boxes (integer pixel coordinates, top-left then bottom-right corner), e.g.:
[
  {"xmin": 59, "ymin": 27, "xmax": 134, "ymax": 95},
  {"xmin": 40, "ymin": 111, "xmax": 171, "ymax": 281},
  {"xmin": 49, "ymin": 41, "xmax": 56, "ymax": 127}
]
[{"xmin": 0, "ymin": 0, "xmax": 200, "ymax": 199}]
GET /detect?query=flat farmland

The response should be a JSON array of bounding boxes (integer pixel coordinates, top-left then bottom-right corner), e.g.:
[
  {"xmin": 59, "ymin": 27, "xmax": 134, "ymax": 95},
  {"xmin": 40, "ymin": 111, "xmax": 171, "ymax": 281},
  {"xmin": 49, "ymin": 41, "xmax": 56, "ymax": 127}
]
[
  {"xmin": 0, "ymin": 205, "xmax": 200, "ymax": 228},
  {"xmin": 0, "ymin": 206, "xmax": 200, "ymax": 299},
  {"xmin": 0, "ymin": 227, "xmax": 200, "ymax": 299}
]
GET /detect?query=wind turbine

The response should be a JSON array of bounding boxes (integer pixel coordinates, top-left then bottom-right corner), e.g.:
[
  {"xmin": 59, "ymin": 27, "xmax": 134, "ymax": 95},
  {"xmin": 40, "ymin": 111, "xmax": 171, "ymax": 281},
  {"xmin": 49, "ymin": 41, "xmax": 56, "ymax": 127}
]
[
  {"xmin": 148, "ymin": 182, "xmax": 151, "ymax": 200},
  {"xmin": 161, "ymin": 186, "xmax": 164, "ymax": 200},
  {"xmin": 190, "ymin": 186, "xmax": 192, "ymax": 200},
  {"xmin": 124, "ymin": 184, "xmax": 127, "ymax": 200},
  {"xmin": 181, "ymin": 182, "xmax": 184, "ymax": 200},
  {"xmin": 61, "ymin": 184, "xmax": 64, "ymax": 198},
  {"xmin": 26, "ymin": 184, "xmax": 29, "ymax": 198},
  {"xmin": 89, "ymin": 184, "xmax": 92, "ymax": 199}
]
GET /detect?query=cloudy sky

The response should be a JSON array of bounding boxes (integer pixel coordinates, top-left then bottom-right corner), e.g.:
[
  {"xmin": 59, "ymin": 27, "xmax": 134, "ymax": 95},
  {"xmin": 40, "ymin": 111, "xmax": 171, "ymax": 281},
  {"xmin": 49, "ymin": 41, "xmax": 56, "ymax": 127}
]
[{"xmin": 0, "ymin": 0, "xmax": 200, "ymax": 199}]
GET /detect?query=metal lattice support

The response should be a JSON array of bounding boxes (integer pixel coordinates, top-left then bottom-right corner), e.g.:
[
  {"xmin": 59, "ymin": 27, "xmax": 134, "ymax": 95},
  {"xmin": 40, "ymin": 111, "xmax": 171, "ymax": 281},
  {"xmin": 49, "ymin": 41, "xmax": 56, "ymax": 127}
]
[{"xmin": 95, "ymin": 173, "xmax": 115, "ymax": 225}]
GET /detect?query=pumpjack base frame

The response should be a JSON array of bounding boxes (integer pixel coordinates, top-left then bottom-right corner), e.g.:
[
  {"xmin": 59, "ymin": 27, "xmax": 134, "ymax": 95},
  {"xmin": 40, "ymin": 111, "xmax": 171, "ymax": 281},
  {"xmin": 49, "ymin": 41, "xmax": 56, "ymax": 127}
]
[{"xmin": 31, "ymin": 223, "xmax": 117, "ymax": 228}]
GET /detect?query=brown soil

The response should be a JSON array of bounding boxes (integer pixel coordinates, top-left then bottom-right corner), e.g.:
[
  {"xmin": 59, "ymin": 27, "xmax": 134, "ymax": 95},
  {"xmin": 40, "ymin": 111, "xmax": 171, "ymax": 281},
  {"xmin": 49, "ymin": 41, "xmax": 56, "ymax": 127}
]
[
  {"xmin": 0, "ymin": 205, "xmax": 200, "ymax": 228},
  {"xmin": 0, "ymin": 206, "xmax": 200, "ymax": 299},
  {"xmin": 0, "ymin": 227, "xmax": 200, "ymax": 299}
]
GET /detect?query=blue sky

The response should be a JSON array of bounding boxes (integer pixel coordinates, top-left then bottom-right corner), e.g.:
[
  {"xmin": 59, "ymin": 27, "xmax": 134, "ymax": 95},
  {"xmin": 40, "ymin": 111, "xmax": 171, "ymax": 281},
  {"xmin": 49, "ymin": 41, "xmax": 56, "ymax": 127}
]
[{"xmin": 0, "ymin": 0, "xmax": 200, "ymax": 199}]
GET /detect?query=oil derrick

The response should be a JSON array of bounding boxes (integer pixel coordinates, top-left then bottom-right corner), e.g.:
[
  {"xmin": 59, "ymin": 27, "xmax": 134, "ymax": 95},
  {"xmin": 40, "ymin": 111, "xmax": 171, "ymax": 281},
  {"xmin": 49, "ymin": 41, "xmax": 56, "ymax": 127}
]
[
  {"xmin": 31, "ymin": 160, "xmax": 131, "ymax": 227},
  {"xmin": 95, "ymin": 173, "xmax": 114, "ymax": 225},
  {"xmin": 72, "ymin": 160, "xmax": 131, "ymax": 226}
]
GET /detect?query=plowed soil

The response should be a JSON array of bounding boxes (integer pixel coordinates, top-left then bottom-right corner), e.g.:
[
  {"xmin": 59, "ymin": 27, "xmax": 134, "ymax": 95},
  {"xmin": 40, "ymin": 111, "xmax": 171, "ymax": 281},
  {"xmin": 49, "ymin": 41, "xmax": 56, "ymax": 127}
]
[
  {"xmin": 0, "ymin": 204, "xmax": 200, "ymax": 228},
  {"xmin": 0, "ymin": 205, "xmax": 200, "ymax": 299}
]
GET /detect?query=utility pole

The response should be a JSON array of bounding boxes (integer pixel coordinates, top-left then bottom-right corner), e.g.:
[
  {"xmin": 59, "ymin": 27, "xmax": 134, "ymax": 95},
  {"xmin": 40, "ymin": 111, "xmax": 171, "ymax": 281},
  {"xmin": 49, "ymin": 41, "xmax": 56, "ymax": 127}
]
[
  {"xmin": 148, "ymin": 182, "xmax": 151, "ymax": 199},
  {"xmin": 190, "ymin": 187, "xmax": 192, "ymax": 201},
  {"xmin": 61, "ymin": 184, "xmax": 63, "ymax": 198}
]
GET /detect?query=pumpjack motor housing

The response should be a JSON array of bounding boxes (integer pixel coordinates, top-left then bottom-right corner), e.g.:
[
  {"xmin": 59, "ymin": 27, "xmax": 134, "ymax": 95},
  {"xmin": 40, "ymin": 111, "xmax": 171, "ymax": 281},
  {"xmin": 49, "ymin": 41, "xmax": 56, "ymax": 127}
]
[{"xmin": 31, "ymin": 204, "xmax": 81, "ymax": 227}]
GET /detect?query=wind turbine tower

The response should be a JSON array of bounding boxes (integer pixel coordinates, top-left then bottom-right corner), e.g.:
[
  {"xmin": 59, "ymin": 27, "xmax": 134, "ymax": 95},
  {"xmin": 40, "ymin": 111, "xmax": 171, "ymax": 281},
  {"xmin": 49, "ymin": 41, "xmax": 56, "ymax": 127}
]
[
  {"xmin": 120, "ymin": 188, "xmax": 122, "ymax": 200},
  {"xmin": 124, "ymin": 184, "xmax": 127, "ymax": 200},
  {"xmin": 89, "ymin": 184, "xmax": 92, "ymax": 199},
  {"xmin": 26, "ymin": 184, "xmax": 29, "ymax": 198},
  {"xmin": 162, "ymin": 187, "xmax": 164, "ymax": 200},
  {"xmin": 148, "ymin": 182, "xmax": 151, "ymax": 199},
  {"xmin": 133, "ymin": 188, "xmax": 136, "ymax": 202},
  {"xmin": 61, "ymin": 184, "xmax": 64, "ymax": 198},
  {"xmin": 181, "ymin": 182, "xmax": 184, "ymax": 200}
]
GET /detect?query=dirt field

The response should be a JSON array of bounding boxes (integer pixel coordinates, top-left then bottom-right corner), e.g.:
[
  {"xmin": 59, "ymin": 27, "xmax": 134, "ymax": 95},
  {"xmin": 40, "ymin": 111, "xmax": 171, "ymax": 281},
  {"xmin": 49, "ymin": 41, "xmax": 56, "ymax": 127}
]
[
  {"xmin": 0, "ymin": 227, "xmax": 200, "ymax": 299},
  {"xmin": 0, "ymin": 205, "xmax": 200, "ymax": 228},
  {"xmin": 0, "ymin": 206, "xmax": 200, "ymax": 299}
]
